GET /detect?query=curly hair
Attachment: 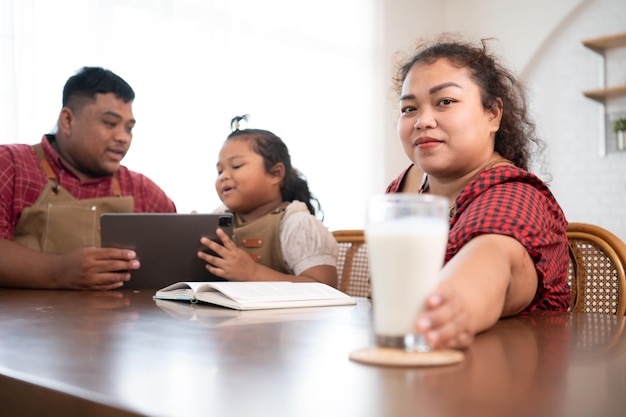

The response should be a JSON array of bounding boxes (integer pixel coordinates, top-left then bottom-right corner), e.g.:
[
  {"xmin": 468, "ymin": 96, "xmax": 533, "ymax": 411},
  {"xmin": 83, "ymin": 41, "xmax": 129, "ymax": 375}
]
[
  {"xmin": 227, "ymin": 116, "xmax": 322, "ymax": 218},
  {"xmin": 393, "ymin": 34, "xmax": 545, "ymax": 172}
]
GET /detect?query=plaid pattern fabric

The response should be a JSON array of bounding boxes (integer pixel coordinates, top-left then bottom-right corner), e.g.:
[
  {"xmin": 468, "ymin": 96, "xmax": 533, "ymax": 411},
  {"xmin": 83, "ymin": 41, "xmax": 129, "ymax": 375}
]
[
  {"xmin": 387, "ymin": 164, "xmax": 570, "ymax": 312},
  {"xmin": 0, "ymin": 135, "xmax": 176, "ymax": 239},
  {"xmin": 385, "ymin": 165, "xmax": 411, "ymax": 193},
  {"xmin": 452, "ymin": 167, "xmax": 570, "ymax": 312}
]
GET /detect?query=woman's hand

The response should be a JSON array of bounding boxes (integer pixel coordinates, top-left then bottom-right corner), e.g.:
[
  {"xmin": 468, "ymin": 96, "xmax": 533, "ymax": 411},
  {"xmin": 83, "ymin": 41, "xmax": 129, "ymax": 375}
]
[
  {"xmin": 414, "ymin": 280, "xmax": 475, "ymax": 349},
  {"xmin": 414, "ymin": 234, "xmax": 537, "ymax": 350}
]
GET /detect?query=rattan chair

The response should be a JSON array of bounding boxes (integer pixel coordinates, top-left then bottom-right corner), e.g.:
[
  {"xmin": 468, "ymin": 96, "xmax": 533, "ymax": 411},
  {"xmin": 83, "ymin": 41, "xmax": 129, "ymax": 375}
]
[
  {"xmin": 332, "ymin": 230, "xmax": 371, "ymax": 298},
  {"xmin": 567, "ymin": 222, "xmax": 626, "ymax": 316}
]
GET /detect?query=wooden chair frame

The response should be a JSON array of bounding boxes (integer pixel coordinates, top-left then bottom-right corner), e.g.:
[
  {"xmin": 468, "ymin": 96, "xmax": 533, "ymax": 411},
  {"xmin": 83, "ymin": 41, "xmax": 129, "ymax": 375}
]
[
  {"xmin": 567, "ymin": 222, "xmax": 626, "ymax": 316},
  {"xmin": 332, "ymin": 223, "xmax": 626, "ymax": 315},
  {"xmin": 332, "ymin": 230, "xmax": 370, "ymax": 298}
]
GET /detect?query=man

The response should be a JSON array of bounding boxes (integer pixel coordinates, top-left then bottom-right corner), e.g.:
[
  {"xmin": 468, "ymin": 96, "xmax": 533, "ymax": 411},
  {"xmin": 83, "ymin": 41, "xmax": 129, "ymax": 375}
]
[{"xmin": 0, "ymin": 67, "xmax": 176, "ymax": 290}]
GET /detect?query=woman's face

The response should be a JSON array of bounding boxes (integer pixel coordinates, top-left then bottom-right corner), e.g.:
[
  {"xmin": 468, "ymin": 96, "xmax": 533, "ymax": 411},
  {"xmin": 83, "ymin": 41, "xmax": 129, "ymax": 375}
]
[{"xmin": 397, "ymin": 58, "xmax": 502, "ymax": 179}]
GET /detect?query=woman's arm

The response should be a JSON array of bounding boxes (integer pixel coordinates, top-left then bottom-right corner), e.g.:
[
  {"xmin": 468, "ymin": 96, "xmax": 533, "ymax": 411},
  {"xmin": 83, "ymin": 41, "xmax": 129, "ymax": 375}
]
[{"xmin": 415, "ymin": 233, "xmax": 538, "ymax": 349}]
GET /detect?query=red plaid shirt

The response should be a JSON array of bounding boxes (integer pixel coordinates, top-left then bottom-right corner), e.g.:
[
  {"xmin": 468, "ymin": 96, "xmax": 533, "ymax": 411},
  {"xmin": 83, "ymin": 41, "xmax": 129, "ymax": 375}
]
[
  {"xmin": 0, "ymin": 135, "xmax": 176, "ymax": 239},
  {"xmin": 387, "ymin": 164, "xmax": 570, "ymax": 312}
]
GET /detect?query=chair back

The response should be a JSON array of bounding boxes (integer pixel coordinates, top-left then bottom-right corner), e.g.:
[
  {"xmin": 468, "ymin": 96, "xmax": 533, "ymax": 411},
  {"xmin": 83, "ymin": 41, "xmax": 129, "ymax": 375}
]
[
  {"xmin": 332, "ymin": 230, "xmax": 371, "ymax": 297},
  {"xmin": 567, "ymin": 222, "xmax": 626, "ymax": 315}
]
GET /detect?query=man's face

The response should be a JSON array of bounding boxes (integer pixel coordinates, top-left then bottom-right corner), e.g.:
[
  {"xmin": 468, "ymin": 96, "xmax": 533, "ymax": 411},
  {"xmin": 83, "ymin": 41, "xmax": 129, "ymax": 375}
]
[{"xmin": 58, "ymin": 93, "xmax": 135, "ymax": 179}]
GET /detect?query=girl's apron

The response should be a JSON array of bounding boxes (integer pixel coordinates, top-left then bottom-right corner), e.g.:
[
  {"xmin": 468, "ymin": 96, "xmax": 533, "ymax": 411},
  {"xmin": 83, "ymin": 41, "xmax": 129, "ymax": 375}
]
[
  {"xmin": 13, "ymin": 144, "xmax": 134, "ymax": 254},
  {"xmin": 232, "ymin": 204, "xmax": 290, "ymax": 274}
]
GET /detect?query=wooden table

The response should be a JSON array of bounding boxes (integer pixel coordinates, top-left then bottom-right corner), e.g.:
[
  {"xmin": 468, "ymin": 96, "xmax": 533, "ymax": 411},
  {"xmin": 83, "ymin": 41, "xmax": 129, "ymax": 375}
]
[{"xmin": 0, "ymin": 289, "xmax": 624, "ymax": 417}]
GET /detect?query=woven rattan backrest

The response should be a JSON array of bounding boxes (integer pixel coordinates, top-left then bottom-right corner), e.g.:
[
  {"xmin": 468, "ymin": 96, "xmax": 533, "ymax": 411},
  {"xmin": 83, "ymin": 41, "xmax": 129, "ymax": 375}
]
[
  {"xmin": 332, "ymin": 230, "xmax": 371, "ymax": 298},
  {"xmin": 567, "ymin": 222, "xmax": 626, "ymax": 316}
]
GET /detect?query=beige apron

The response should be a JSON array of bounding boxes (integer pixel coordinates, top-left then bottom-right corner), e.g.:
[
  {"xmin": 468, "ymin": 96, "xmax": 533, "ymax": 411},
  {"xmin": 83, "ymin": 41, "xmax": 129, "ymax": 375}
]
[
  {"xmin": 13, "ymin": 144, "xmax": 134, "ymax": 254},
  {"xmin": 233, "ymin": 204, "xmax": 290, "ymax": 274}
]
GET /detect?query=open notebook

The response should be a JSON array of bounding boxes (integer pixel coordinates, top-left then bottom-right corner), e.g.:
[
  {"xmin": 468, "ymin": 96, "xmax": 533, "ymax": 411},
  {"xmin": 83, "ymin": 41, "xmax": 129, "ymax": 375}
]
[{"xmin": 153, "ymin": 281, "xmax": 356, "ymax": 310}]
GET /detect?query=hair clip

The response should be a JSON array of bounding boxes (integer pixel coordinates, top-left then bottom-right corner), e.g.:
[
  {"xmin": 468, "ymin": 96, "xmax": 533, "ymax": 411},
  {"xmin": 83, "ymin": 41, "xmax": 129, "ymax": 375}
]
[{"xmin": 230, "ymin": 114, "xmax": 250, "ymax": 132}]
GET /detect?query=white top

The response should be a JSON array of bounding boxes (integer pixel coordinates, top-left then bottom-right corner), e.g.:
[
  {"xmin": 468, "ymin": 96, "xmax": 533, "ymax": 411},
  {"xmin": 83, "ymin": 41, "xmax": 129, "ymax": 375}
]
[{"xmin": 214, "ymin": 201, "xmax": 338, "ymax": 275}]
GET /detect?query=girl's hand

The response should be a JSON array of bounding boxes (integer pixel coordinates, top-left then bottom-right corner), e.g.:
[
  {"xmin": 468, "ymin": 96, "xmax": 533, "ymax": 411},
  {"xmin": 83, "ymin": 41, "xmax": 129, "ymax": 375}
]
[{"xmin": 197, "ymin": 228, "xmax": 258, "ymax": 281}]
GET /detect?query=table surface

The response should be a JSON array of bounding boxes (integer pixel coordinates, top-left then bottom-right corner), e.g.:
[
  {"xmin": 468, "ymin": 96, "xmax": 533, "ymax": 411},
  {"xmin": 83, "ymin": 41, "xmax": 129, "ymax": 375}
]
[{"xmin": 0, "ymin": 289, "xmax": 625, "ymax": 417}]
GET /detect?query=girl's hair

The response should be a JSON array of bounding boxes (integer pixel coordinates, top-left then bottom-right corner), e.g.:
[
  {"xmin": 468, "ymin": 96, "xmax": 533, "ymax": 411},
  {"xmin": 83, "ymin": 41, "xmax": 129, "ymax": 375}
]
[
  {"xmin": 393, "ymin": 34, "xmax": 546, "ymax": 172},
  {"xmin": 227, "ymin": 115, "xmax": 322, "ymax": 218}
]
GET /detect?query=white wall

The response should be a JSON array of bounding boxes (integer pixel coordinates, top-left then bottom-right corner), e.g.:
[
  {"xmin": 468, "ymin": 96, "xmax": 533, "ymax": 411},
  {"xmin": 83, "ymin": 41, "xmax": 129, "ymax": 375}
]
[
  {"xmin": 380, "ymin": 0, "xmax": 584, "ymax": 184},
  {"xmin": 0, "ymin": 0, "xmax": 380, "ymax": 231},
  {"xmin": 381, "ymin": 0, "xmax": 626, "ymax": 241},
  {"xmin": 525, "ymin": 0, "xmax": 626, "ymax": 240},
  {"xmin": 3, "ymin": 0, "xmax": 625, "ymax": 239}
]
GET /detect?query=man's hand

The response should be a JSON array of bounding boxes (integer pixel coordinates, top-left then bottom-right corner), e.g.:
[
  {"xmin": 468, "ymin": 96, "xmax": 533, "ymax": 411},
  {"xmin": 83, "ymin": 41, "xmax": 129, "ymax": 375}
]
[{"xmin": 51, "ymin": 246, "xmax": 140, "ymax": 290}]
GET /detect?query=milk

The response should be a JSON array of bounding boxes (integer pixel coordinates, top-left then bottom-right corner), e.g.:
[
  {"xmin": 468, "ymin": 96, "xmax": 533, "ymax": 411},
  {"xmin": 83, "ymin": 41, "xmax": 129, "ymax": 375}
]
[{"xmin": 366, "ymin": 217, "xmax": 448, "ymax": 337}]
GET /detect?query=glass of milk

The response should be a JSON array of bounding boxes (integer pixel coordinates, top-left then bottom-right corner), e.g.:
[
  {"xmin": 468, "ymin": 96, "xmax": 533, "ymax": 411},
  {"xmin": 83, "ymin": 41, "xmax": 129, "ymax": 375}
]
[{"xmin": 365, "ymin": 194, "xmax": 449, "ymax": 352}]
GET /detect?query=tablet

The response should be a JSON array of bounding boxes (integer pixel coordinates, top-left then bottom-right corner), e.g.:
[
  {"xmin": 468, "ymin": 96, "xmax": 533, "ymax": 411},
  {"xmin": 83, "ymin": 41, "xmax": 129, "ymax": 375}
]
[{"xmin": 100, "ymin": 213, "xmax": 233, "ymax": 289}]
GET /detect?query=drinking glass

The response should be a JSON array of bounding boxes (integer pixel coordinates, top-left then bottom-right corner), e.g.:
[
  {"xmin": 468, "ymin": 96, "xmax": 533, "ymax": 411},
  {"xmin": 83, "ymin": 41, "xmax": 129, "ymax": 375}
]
[{"xmin": 365, "ymin": 193, "xmax": 449, "ymax": 352}]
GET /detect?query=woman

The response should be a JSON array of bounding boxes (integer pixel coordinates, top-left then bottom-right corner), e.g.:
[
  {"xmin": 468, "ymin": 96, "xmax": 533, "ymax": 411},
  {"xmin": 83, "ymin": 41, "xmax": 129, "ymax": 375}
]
[{"xmin": 387, "ymin": 35, "xmax": 570, "ymax": 349}]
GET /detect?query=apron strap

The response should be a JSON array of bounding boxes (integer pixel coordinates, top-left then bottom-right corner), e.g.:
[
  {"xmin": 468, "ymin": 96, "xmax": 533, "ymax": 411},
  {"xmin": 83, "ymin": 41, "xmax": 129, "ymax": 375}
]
[
  {"xmin": 34, "ymin": 143, "xmax": 59, "ymax": 192},
  {"xmin": 110, "ymin": 176, "xmax": 122, "ymax": 196},
  {"xmin": 33, "ymin": 143, "xmax": 123, "ymax": 197}
]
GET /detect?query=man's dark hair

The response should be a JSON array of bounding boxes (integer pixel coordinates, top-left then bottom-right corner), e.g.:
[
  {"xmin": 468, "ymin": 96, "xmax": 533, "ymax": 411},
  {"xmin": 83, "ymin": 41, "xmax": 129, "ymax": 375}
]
[{"xmin": 62, "ymin": 67, "xmax": 135, "ymax": 108}]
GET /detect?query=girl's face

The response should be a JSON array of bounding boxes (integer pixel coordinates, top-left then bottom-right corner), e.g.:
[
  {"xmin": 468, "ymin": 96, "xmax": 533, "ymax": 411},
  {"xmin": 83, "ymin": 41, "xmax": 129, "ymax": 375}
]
[
  {"xmin": 215, "ymin": 139, "xmax": 283, "ymax": 216},
  {"xmin": 397, "ymin": 58, "xmax": 502, "ymax": 179}
]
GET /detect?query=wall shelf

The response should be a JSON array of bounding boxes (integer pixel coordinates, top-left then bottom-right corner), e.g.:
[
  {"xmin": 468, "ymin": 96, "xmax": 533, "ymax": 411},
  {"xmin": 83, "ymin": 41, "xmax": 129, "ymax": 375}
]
[
  {"xmin": 581, "ymin": 32, "xmax": 626, "ymax": 157},
  {"xmin": 583, "ymin": 85, "xmax": 626, "ymax": 102},
  {"xmin": 582, "ymin": 33, "xmax": 626, "ymax": 52}
]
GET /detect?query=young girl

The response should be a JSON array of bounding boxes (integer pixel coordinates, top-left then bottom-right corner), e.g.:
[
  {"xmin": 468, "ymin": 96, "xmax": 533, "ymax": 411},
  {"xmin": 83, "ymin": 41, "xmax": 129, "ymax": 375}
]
[{"xmin": 198, "ymin": 116, "xmax": 338, "ymax": 287}]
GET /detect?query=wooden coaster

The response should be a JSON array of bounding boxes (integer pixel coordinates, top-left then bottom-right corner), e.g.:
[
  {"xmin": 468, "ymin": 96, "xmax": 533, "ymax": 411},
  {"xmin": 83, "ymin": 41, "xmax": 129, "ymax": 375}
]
[{"xmin": 349, "ymin": 347, "xmax": 464, "ymax": 367}]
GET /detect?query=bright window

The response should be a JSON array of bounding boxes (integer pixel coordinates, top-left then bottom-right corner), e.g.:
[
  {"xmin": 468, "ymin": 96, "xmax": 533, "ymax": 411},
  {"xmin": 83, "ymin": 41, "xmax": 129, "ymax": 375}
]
[{"xmin": 1, "ymin": 0, "xmax": 378, "ymax": 229}]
